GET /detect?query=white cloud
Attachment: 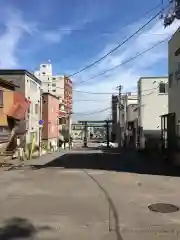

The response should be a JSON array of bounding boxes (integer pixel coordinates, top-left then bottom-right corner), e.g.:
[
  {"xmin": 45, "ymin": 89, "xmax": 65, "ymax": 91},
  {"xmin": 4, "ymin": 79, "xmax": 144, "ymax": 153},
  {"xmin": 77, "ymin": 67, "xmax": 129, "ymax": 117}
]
[
  {"xmin": 43, "ymin": 28, "xmax": 72, "ymax": 43},
  {"xmin": 0, "ymin": 7, "xmax": 37, "ymax": 68},
  {"xmin": 42, "ymin": 17, "xmax": 93, "ymax": 44},
  {"xmin": 72, "ymin": 18, "xmax": 180, "ymax": 121}
]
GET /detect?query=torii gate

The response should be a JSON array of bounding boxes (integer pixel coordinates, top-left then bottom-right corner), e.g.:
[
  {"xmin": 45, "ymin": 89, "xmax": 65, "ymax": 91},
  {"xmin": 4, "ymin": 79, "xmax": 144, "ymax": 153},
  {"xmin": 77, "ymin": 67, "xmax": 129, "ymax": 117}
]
[{"xmin": 78, "ymin": 120, "xmax": 113, "ymax": 148}]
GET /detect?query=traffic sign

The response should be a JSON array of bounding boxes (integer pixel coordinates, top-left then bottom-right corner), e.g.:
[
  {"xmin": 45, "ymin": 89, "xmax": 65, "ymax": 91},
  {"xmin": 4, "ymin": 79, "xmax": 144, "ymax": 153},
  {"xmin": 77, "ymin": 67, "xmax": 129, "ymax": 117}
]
[{"xmin": 39, "ymin": 119, "xmax": 44, "ymax": 125}]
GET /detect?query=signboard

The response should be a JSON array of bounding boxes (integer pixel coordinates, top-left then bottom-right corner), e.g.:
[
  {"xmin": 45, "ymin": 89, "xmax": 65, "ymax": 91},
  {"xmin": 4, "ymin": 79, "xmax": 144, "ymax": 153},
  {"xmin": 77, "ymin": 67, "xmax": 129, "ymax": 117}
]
[{"xmin": 39, "ymin": 119, "xmax": 44, "ymax": 125}]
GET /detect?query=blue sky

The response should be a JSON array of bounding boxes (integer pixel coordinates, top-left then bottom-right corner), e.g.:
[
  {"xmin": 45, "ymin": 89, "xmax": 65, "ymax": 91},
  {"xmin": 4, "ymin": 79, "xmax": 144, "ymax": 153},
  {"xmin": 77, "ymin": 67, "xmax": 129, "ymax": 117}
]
[{"xmin": 0, "ymin": 0, "xmax": 179, "ymax": 120}]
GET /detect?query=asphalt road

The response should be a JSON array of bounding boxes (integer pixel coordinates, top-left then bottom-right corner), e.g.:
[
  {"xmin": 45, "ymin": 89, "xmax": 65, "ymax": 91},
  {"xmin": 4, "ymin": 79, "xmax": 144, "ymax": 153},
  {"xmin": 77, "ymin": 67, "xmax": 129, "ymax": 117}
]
[{"xmin": 0, "ymin": 150, "xmax": 180, "ymax": 239}]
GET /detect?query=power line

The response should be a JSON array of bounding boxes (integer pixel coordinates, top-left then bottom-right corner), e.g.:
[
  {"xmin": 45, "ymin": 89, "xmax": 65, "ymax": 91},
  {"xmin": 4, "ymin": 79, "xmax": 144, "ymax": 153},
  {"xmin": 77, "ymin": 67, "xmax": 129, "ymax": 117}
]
[
  {"xmin": 75, "ymin": 39, "xmax": 168, "ymax": 85},
  {"xmin": 68, "ymin": 5, "xmax": 169, "ymax": 78},
  {"xmin": 46, "ymin": 86, "xmax": 116, "ymax": 94},
  {"xmin": 57, "ymin": 3, "xmax": 161, "ymax": 63},
  {"xmin": 73, "ymin": 107, "xmax": 111, "ymax": 115},
  {"xmin": 74, "ymin": 99, "xmax": 110, "ymax": 102}
]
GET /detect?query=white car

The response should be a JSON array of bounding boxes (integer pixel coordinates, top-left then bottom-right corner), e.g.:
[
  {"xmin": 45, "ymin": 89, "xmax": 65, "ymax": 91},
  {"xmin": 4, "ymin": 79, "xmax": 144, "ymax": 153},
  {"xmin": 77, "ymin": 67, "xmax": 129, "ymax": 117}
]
[{"xmin": 98, "ymin": 141, "xmax": 118, "ymax": 148}]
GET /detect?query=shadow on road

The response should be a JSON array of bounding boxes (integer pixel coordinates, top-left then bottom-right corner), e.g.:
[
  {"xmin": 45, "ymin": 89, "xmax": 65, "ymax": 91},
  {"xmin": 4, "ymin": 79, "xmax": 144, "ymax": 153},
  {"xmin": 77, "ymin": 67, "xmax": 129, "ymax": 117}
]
[
  {"xmin": 36, "ymin": 150, "xmax": 180, "ymax": 177},
  {"xmin": 0, "ymin": 217, "xmax": 52, "ymax": 240}
]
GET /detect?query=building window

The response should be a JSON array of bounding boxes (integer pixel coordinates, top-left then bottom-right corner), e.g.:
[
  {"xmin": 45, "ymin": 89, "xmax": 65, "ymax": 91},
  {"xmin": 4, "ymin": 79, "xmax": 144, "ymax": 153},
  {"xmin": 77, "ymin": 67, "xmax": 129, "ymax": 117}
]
[
  {"xmin": 0, "ymin": 90, "xmax": 3, "ymax": 106},
  {"xmin": 169, "ymin": 73, "xmax": 173, "ymax": 88},
  {"xmin": 159, "ymin": 82, "xmax": 168, "ymax": 94},
  {"xmin": 35, "ymin": 104, "xmax": 39, "ymax": 114},
  {"xmin": 42, "ymin": 65, "xmax": 46, "ymax": 68},
  {"xmin": 52, "ymin": 83, "xmax": 56, "ymax": 87},
  {"xmin": 42, "ymin": 72, "xmax": 46, "ymax": 75},
  {"xmin": 30, "ymin": 80, "xmax": 37, "ymax": 91},
  {"xmin": 30, "ymin": 104, "xmax": 34, "ymax": 114},
  {"xmin": 175, "ymin": 47, "xmax": 180, "ymax": 56},
  {"xmin": 52, "ymin": 89, "xmax": 56, "ymax": 92},
  {"xmin": 59, "ymin": 118, "xmax": 66, "ymax": 125}
]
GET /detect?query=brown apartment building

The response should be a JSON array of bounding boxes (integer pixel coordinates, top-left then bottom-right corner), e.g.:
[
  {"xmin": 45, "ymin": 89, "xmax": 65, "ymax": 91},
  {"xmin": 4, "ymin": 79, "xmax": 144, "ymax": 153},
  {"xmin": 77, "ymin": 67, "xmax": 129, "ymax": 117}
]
[
  {"xmin": 64, "ymin": 76, "xmax": 72, "ymax": 115},
  {"xmin": 42, "ymin": 92, "xmax": 59, "ymax": 149}
]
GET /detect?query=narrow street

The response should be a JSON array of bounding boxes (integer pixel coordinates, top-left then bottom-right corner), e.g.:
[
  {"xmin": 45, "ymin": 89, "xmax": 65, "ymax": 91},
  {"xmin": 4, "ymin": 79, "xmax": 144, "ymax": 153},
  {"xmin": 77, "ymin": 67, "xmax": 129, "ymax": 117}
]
[{"xmin": 0, "ymin": 150, "xmax": 180, "ymax": 239}]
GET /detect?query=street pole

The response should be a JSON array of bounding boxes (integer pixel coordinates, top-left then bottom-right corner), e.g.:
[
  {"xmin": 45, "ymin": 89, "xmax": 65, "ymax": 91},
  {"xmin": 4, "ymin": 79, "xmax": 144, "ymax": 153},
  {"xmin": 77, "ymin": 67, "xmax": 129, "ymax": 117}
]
[
  {"xmin": 124, "ymin": 93, "xmax": 127, "ymax": 148},
  {"xmin": 68, "ymin": 112, "xmax": 72, "ymax": 149},
  {"xmin": 84, "ymin": 121, "xmax": 87, "ymax": 147},
  {"xmin": 39, "ymin": 90, "xmax": 42, "ymax": 157},
  {"xmin": 118, "ymin": 85, "xmax": 122, "ymax": 148},
  {"xmin": 106, "ymin": 121, "xmax": 110, "ymax": 148}
]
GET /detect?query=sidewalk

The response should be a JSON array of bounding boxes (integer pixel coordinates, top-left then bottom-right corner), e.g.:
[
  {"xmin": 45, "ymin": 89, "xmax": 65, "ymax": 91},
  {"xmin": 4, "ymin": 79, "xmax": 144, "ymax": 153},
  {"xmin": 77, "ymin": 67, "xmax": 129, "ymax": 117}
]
[{"xmin": 24, "ymin": 150, "xmax": 69, "ymax": 167}]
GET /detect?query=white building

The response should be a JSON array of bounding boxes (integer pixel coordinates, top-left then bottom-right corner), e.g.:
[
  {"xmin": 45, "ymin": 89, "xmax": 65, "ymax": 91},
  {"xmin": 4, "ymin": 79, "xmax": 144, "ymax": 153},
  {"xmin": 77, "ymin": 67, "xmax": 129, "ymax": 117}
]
[
  {"xmin": 166, "ymin": 27, "xmax": 180, "ymax": 163},
  {"xmin": 137, "ymin": 77, "xmax": 168, "ymax": 149},
  {"xmin": 168, "ymin": 27, "xmax": 180, "ymax": 123},
  {"xmin": 35, "ymin": 63, "xmax": 73, "ymax": 137},
  {"xmin": 111, "ymin": 92, "xmax": 138, "ymax": 145},
  {"xmin": 34, "ymin": 63, "xmax": 66, "ymax": 113}
]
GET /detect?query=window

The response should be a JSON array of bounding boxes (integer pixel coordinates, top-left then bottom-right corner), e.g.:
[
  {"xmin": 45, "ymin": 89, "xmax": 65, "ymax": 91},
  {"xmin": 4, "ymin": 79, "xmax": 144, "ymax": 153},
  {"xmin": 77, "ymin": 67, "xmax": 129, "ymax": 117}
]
[
  {"xmin": 30, "ymin": 80, "xmax": 37, "ymax": 91},
  {"xmin": 52, "ymin": 89, "xmax": 56, "ymax": 92},
  {"xmin": 59, "ymin": 118, "xmax": 66, "ymax": 125},
  {"xmin": 0, "ymin": 90, "xmax": 3, "ymax": 106},
  {"xmin": 169, "ymin": 73, "xmax": 173, "ymax": 88},
  {"xmin": 42, "ymin": 65, "xmax": 46, "ymax": 68},
  {"xmin": 159, "ymin": 82, "xmax": 168, "ymax": 94},
  {"xmin": 35, "ymin": 104, "xmax": 39, "ymax": 114},
  {"xmin": 175, "ymin": 47, "xmax": 180, "ymax": 56},
  {"xmin": 42, "ymin": 72, "xmax": 46, "ymax": 75},
  {"xmin": 52, "ymin": 83, "xmax": 56, "ymax": 87},
  {"xmin": 30, "ymin": 104, "xmax": 34, "ymax": 114}
]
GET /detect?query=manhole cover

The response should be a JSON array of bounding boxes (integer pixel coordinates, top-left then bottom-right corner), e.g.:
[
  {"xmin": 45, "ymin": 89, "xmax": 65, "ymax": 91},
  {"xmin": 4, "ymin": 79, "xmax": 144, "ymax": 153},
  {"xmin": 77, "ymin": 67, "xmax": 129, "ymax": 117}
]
[{"xmin": 148, "ymin": 203, "xmax": 179, "ymax": 213}]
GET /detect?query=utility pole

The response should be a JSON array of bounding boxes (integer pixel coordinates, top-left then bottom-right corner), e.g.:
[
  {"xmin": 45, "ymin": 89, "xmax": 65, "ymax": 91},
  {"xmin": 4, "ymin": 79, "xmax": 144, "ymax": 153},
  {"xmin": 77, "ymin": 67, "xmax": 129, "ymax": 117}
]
[
  {"xmin": 117, "ymin": 85, "xmax": 122, "ymax": 148},
  {"xmin": 83, "ymin": 121, "xmax": 87, "ymax": 147},
  {"xmin": 39, "ymin": 90, "xmax": 43, "ymax": 157},
  {"xmin": 106, "ymin": 121, "xmax": 110, "ymax": 148}
]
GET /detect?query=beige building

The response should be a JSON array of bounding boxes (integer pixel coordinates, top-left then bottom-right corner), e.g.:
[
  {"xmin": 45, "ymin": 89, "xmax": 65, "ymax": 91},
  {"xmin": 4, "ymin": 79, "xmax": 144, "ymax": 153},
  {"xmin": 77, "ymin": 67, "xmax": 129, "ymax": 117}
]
[
  {"xmin": 0, "ymin": 70, "xmax": 41, "ymax": 145},
  {"xmin": 112, "ymin": 92, "xmax": 138, "ymax": 145},
  {"xmin": 138, "ymin": 77, "xmax": 168, "ymax": 149},
  {"xmin": 34, "ymin": 64, "xmax": 72, "ymax": 138},
  {"xmin": 161, "ymin": 27, "xmax": 180, "ymax": 163},
  {"xmin": 168, "ymin": 27, "xmax": 180, "ymax": 123}
]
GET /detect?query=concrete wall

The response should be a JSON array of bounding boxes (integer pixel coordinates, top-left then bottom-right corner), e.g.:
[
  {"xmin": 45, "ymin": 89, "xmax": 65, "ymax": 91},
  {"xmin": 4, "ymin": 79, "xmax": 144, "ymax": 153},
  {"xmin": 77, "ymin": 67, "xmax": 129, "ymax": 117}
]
[
  {"xmin": 127, "ymin": 104, "xmax": 138, "ymax": 122},
  {"xmin": 168, "ymin": 27, "xmax": 180, "ymax": 125},
  {"xmin": 138, "ymin": 77, "xmax": 168, "ymax": 132}
]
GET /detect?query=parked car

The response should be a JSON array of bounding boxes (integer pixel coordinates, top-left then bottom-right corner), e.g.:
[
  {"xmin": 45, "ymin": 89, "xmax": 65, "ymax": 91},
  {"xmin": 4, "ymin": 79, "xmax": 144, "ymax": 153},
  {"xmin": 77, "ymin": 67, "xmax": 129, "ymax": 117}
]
[{"xmin": 98, "ymin": 141, "xmax": 118, "ymax": 148}]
